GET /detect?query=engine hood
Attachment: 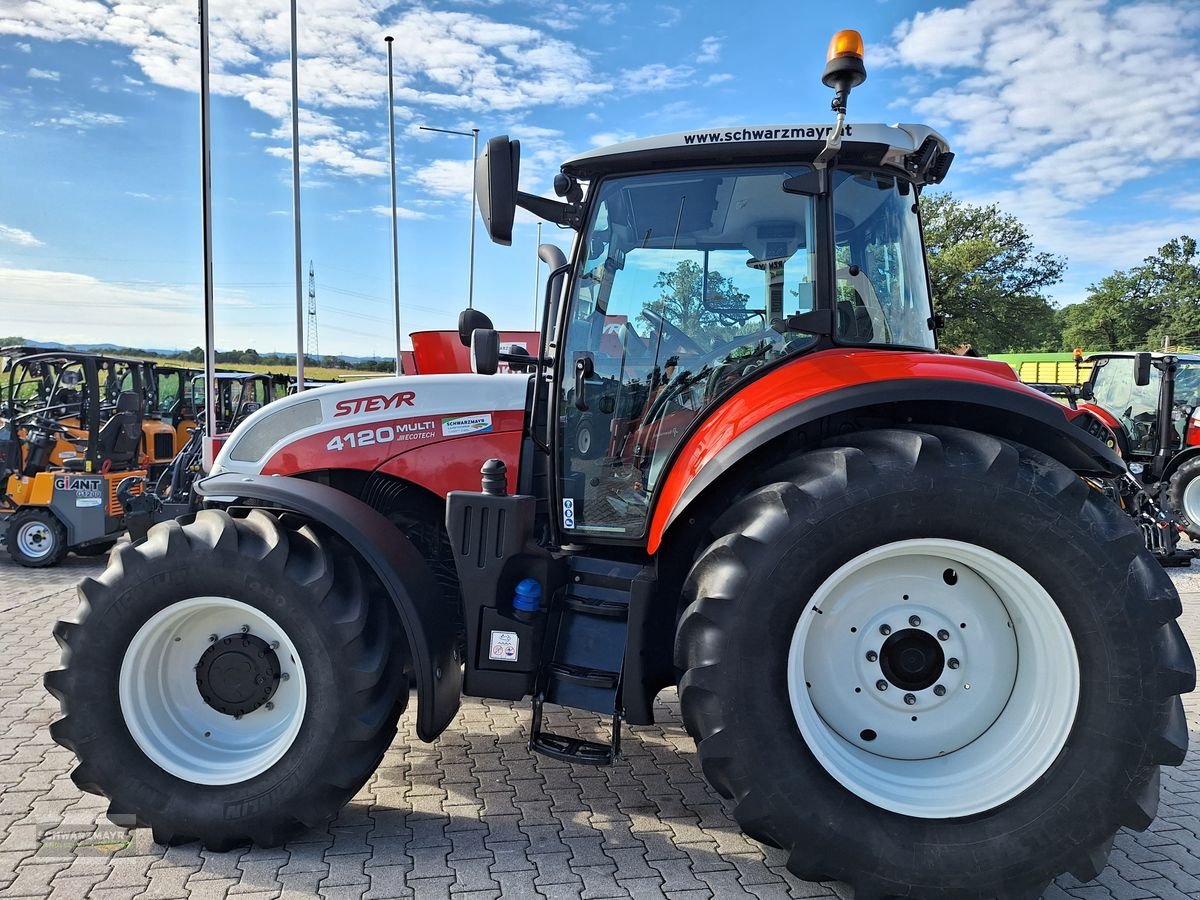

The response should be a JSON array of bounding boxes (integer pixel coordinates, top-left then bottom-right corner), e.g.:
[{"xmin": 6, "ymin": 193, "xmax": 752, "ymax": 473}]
[{"xmin": 213, "ymin": 373, "xmax": 530, "ymax": 476}]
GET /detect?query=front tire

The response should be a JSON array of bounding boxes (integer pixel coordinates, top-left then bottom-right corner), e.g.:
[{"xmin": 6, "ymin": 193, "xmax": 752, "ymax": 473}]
[
  {"xmin": 676, "ymin": 427, "xmax": 1193, "ymax": 899},
  {"xmin": 7, "ymin": 509, "xmax": 68, "ymax": 568},
  {"xmin": 45, "ymin": 508, "xmax": 409, "ymax": 848},
  {"xmin": 1167, "ymin": 456, "xmax": 1200, "ymax": 541}
]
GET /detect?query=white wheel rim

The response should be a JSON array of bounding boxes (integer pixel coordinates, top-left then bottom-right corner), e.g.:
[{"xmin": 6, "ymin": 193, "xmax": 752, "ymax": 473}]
[
  {"xmin": 787, "ymin": 539, "xmax": 1079, "ymax": 819},
  {"xmin": 119, "ymin": 597, "xmax": 308, "ymax": 785},
  {"xmin": 17, "ymin": 520, "xmax": 54, "ymax": 558},
  {"xmin": 578, "ymin": 425, "xmax": 592, "ymax": 455},
  {"xmin": 1183, "ymin": 476, "xmax": 1200, "ymax": 525}
]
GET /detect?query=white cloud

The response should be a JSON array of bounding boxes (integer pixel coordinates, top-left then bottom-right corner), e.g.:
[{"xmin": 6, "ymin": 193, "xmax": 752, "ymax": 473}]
[
  {"xmin": 370, "ymin": 205, "xmax": 431, "ymax": 220},
  {"xmin": 656, "ymin": 5, "xmax": 681, "ymax": 28},
  {"xmin": 411, "ymin": 158, "xmax": 474, "ymax": 199},
  {"xmin": 884, "ymin": 0, "xmax": 1200, "ymax": 220},
  {"xmin": 26, "ymin": 66, "xmax": 58, "ymax": 80},
  {"xmin": 0, "ymin": 266, "xmax": 263, "ymax": 348},
  {"xmin": 0, "ymin": 1, "xmax": 618, "ymax": 179},
  {"xmin": 589, "ymin": 130, "xmax": 637, "ymax": 147},
  {"xmin": 0, "ymin": 224, "xmax": 44, "ymax": 247},
  {"xmin": 15, "ymin": 41, "xmax": 30, "ymax": 52},
  {"xmin": 705, "ymin": 72, "xmax": 733, "ymax": 86},
  {"xmin": 45, "ymin": 110, "xmax": 126, "ymax": 129},
  {"xmin": 697, "ymin": 36, "xmax": 720, "ymax": 64},
  {"xmin": 622, "ymin": 63, "xmax": 694, "ymax": 93},
  {"xmin": 883, "ymin": 0, "xmax": 1200, "ymax": 278}
]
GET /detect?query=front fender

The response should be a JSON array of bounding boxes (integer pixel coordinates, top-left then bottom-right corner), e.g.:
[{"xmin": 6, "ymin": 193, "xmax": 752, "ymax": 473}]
[{"xmin": 195, "ymin": 473, "xmax": 461, "ymax": 742}]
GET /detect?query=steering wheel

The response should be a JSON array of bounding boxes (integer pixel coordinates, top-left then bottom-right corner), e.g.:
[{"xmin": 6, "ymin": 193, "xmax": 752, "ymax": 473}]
[{"xmin": 640, "ymin": 310, "xmax": 704, "ymax": 357}]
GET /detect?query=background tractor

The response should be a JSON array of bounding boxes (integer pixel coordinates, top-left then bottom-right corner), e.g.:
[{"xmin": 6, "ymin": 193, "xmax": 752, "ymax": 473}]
[
  {"xmin": 1, "ymin": 351, "xmax": 147, "ymax": 566},
  {"xmin": 1077, "ymin": 351, "xmax": 1200, "ymax": 544},
  {"xmin": 46, "ymin": 33, "xmax": 1193, "ymax": 900}
]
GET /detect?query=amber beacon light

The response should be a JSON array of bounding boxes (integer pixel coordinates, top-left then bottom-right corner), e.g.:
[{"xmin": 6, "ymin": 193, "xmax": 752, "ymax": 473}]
[
  {"xmin": 827, "ymin": 29, "xmax": 865, "ymax": 63},
  {"xmin": 822, "ymin": 29, "xmax": 867, "ymax": 116}
]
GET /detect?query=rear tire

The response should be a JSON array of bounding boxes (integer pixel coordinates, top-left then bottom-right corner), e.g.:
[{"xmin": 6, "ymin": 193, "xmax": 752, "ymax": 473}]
[
  {"xmin": 675, "ymin": 426, "xmax": 1193, "ymax": 899},
  {"xmin": 45, "ymin": 508, "xmax": 408, "ymax": 849},
  {"xmin": 7, "ymin": 509, "xmax": 68, "ymax": 568},
  {"xmin": 1167, "ymin": 456, "xmax": 1200, "ymax": 541}
]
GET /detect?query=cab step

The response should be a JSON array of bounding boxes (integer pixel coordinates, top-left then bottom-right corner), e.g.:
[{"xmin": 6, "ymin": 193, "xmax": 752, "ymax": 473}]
[{"xmin": 529, "ymin": 557, "xmax": 644, "ymax": 765}]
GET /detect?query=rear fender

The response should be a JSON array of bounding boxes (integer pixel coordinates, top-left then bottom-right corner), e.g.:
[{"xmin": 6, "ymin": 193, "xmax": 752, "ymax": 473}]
[
  {"xmin": 195, "ymin": 473, "xmax": 461, "ymax": 741},
  {"xmin": 1162, "ymin": 446, "xmax": 1200, "ymax": 482},
  {"xmin": 648, "ymin": 378, "xmax": 1126, "ymax": 553}
]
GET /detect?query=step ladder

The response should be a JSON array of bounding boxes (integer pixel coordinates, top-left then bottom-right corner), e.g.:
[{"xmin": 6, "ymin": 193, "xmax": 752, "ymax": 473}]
[{"xmin": 529, "ymin": 557, "xmax": 642, "ymax": 765}]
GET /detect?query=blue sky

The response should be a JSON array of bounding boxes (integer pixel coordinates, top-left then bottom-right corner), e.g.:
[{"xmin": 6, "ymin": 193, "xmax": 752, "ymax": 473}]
[{"xmin": 1, "ymin": 0, "xmax": 1199, "ymax": 358}]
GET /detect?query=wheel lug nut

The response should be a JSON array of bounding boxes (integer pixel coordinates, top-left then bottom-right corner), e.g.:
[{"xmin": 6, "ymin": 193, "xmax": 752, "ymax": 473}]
[
  {"xmin": 281, "ymin": 672, "xmax": 290, "ymax": 681},
  {"xmin": 937, "ymin": 629, "xmax": 950, "ymax": 641},
  {"xmin": 209, "ymin": 634, "xmax": 218, "ymax": 643},
  {"xmin": 241, "ymin": 624, "xmax": 250, "ymax": 634},
  {"xmin": 948, "ymin": 658, "xmax": 960, "ymax": 669},
  {"xmin": 265, "ymin": 702, "xmax": 274, "ymax": 711},
  {"xmin": 866, "ymin": 651, "xmax": 878, "ymax": 662},
  {"xmin": 270, "ymin": 641, "xmax": 280, "ymax": 650},
  {"xmin": 875, "ymin": 680, "xmax": 888, "ymax": 691},
  {"xmin": 934, "ymin": 684, "xmax": 946, "ymax": 696},
  {"xmin": 909, "ymin": 615, "xmax": 921, "ymax": 627},
  {"xmin": 903, "ymin": 693, "xmax": 916, "ymax": 705},
  {"xmin": 879, "ymin": 624, "xmax": 892, "ymax": 636}
]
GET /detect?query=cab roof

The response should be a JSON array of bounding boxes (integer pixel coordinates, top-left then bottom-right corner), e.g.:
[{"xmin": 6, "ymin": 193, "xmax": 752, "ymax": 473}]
[
  {"xmin": 561, "ymin": 122, "xmax": 949, "ymax": 180},
  {"xmin": 1088, "ymin": 352, "xmax": 1200, "ymax": 364}
]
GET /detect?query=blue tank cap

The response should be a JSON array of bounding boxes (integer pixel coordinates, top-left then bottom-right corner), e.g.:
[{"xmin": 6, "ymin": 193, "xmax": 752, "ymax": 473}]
[{"xmin": 513, "ymin": 578, "xmax": 543, "ymax": 612}]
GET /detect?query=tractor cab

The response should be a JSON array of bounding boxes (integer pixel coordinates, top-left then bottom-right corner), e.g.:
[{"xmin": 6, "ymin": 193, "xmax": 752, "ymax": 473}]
[
  {"xmin": 1081, "ymin": 352, "xmax": 1200, "ymax": 462},
  {"xmin": 189, "ymin": 372, "xmax": 275, "ymax": 433},
  {"xmin": 470, "ymin": 117, "xmax": 952, "ymax": 541}
]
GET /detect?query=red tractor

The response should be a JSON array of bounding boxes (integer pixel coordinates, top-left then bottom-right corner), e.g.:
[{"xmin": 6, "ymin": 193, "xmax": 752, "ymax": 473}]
[{"xmin": 47, "ymin": 33, "xmax": 1192, "ymax": 899}]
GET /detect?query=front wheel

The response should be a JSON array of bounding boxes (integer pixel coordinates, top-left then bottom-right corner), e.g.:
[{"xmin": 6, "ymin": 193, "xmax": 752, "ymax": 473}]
[
  {"xmin": 45, "ymin": 509, "xmax": 409, "ymax": 848},
  {"xmin": 7, "ymin": 509, "xmax": 68, "ymax": 568},
  {"xmin": 1167, "ymin": 456, "xmax": 1200, "ymax": 541},
  {"xmin": 676, "ymin": 427, "xmax": 1193, "ymax": 899}
]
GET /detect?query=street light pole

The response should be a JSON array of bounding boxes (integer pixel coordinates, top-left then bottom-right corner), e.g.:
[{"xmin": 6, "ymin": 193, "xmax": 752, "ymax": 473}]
[
  {"xmin": 385, "ymin": 36, "xmax": 402, "ymax": 375},
  {"xmin": 418, "ymin": 124, "xmax": 479, "ymax": 308}
]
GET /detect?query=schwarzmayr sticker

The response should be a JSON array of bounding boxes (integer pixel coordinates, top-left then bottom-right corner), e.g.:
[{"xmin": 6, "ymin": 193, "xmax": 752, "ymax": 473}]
[{"xmin": 441, "ymin": 413, "xmax": 493, "ymax": 437}]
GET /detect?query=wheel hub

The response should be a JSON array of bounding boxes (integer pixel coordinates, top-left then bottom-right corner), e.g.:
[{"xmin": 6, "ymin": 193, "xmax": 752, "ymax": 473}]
[
  {"xmin": 17, "ymin": 522, "xmax": 52, "ymax": 557},
  {"xmin": 879, "ymin": 628, "xmax": 944, "ymax": 692},
  {"xmin": 195, "ymin": 633, "xmax": 281, "ymax": 717}
]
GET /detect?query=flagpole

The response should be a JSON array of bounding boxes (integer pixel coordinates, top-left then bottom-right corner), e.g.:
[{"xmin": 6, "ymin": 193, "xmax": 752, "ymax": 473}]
[
  {"xmin": 385, "ymin": 36, "xmax": 402, "ymax": 375},
  {"xmin": 197, "ymin": 0, "xmax": 217, "ymax": 443},
  {"xmin": 289, "ymin": 0, "xmax": 305, "ymax": 390}
]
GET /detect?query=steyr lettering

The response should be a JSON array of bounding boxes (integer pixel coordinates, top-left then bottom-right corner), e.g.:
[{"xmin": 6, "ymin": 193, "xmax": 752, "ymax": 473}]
[{"xmin": 333, "ymin": 391, "xmax": 416, "ymax": 417}]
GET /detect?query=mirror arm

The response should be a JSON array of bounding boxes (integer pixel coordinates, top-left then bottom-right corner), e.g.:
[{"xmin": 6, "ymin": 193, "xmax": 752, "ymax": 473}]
[{"xmin": 517, "ymin": 191, "xmax": 582, "ymax": 229}]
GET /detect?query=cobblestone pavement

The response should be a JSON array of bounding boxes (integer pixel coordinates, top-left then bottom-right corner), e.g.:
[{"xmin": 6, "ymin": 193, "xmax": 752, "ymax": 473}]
[{"xmin": 2, "ymin": 553, "xmax": 1200, "ymax": 900}]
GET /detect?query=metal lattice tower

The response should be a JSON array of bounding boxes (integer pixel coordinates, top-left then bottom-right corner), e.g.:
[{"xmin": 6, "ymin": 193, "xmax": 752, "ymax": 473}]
[{"xmin": 306, "ymin": 260, "xmax": 318, "ymax": 359}]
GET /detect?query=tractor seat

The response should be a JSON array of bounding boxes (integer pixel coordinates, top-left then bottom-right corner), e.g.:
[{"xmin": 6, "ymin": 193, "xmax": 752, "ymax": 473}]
[{"xmin": 94, "ymin": 391, "xmax": 143, "ymax": 472}]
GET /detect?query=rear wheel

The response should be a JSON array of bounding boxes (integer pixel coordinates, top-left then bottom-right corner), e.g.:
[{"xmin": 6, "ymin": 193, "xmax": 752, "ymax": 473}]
[
  {"xmin": 1167, "ymin": 456, "xmax": 1200, "ymax": 540},
  {"xmin": 7, "ymin": 509, "xmax": 68, "ymax": 568},
  {"xmin": 676, "ymin": 427, "xmax": 1193, "ymax": 899},
  {"xmin": 45, "ymin": 508, "xmax": 408, "ymax": 848}
]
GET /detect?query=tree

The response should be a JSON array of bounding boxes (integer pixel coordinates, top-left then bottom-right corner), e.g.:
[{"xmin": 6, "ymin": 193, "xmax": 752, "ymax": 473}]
[
  {"xmin": 641, "ymin": 259, "xmax": 750, "ymax": 340},
  {"xmin": 921, "ymin": 193, "xmax": 1065, "ymax": 353},
  {"xmin": 1061, "ymin": 236, "xmax": 1200, "ymax": 351}
]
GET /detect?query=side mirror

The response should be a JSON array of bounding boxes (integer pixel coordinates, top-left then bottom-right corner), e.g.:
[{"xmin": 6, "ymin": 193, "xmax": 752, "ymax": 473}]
[
  {"xmin": 471, "ymin": 328, "xmax": 500, "ymax": 376},
  {"xmin": 1134, "ymin": 352, "xmax": 1152, "ymax": 387},
  {"xmin": 476, "ymin": 135, "xmax": 520, "ymax": 246},
  {"xmin": 1078, "ymin": 382, "xmax": 1094, "ymax": 401},
  {"xmin": 458, "ymin": 308, "xmax": 495, "ymax": 347}
]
